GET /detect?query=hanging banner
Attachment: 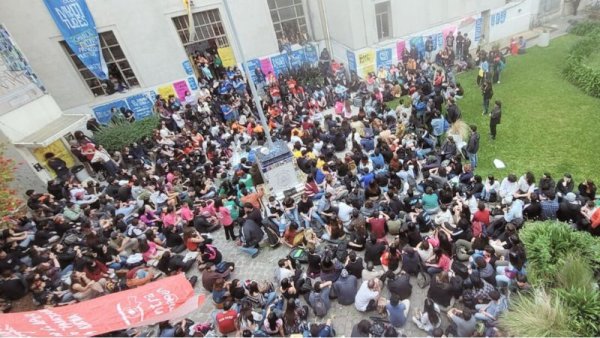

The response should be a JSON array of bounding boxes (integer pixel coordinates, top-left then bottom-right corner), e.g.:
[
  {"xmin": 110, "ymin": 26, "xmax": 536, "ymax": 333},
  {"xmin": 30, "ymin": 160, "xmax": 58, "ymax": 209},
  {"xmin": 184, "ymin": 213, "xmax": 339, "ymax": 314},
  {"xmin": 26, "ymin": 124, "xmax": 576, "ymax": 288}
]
[
  {"xmin": 304, "ymin": 44, "xmax": 319, "ymax": 64},
  {"xmin": 246, "ymin": 59, "xmax": 262, "ymax": 83},
  {"xmin": 157, "ymin": 84, "xmax": 176, "ymax": 101},
  {"xmin": 396, "ymin": 40, "xmax": 406, "ymax": 60},
  {"xmin": 92, "ymin": 99, "xmax": 128, "ymax": 125},
  {"xmin": 270, "ymin": 53, "xmax": 290, "ymax": 76},
  {"xmin": 43, "ymin": 0, "xmax": 107, "ymax": 80},
  {"xmin": 376, "ymin": 48, "xmax": 393, "ymax": 69},
  {"xmin": 357, "ymin": 49, "xmax": 375, "ymax": 78},
  {"xmin": 217, "ymin": 46, "xmax": 237, "ymax": 68},
  {"xmin": 289, "ymin": 49, "xmax": 306, "ymax": 69},
  {"xmin": 187, "ymin": 76, "xmax": 198, "ymax": 91},
  {"xmin": 173, "ymin": 80, "xmax": 190, "ymax": 102},
  {"xmin": 0, "ymin": 274, "xmax": 203, "ymax": 337},
  {"xmin": 182, "ymin": 60, "xmax": 194, "ymax": 75},
  {"xmin": 474, "ymin": 17, "xmax": 483, "ymax": 42},
  {"xmin": 260, "ymin": 58, "xmax": 274, "ymax": 77},
  {"xmin": 126, "ymin": 93, "xmax": 155, "ymax": 121},
  {"xmin": 347, "ymin": 50, "xmax": 357, "ymax": 74}
]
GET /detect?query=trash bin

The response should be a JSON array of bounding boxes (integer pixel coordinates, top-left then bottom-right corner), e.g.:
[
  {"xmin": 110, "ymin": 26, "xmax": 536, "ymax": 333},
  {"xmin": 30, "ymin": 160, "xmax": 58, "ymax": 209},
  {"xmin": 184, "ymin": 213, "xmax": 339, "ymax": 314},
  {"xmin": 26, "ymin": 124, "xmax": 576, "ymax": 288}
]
[
  {"xmin": 71, "ymin": 165, "xmax": 91, "ymax": 182},
  {"xmin": 538, "ymin": 31, "xmax": 550, "ymax": 47}
]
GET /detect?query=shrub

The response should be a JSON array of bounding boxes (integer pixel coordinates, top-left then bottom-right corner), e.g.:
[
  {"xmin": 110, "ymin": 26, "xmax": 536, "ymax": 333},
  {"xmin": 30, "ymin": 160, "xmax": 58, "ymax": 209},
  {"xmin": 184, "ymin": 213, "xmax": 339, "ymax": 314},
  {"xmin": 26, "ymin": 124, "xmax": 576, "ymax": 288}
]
[
  {"xmin": 93, "ymin": 115, "xmax": 160, "ymax": 152},
  {"xmin": 519, "ymin": 221, "xmax": 600, "ymax": 287},
  {"xmin": 555, "ymin": 254, "xmax": 596, "ymax": 291},
  {"xmin": 557, "ymin": 287, "xmax": 600, "ymax": 336},
  {"xmin": 0, "ymin": 146, "xmax": 21, "ymax": 225},
  {"xmin": 563, "ymin": 28, "xmax": 600, "ymax": 98},
  {"xmin": 568, "ymin": 21, "xmax": 600, "ymax": 36},
  {"xmin": 499, "ymin": 288, "xmax": 574, "ymax": 337}
]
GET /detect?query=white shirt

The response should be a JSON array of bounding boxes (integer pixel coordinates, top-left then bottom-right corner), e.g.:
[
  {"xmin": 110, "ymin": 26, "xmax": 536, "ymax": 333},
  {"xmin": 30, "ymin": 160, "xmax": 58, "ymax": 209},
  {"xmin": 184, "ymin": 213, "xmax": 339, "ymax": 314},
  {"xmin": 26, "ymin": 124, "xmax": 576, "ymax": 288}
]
[
  {"xmin": 337, "ymin": 202, "xmax": 354, "ymax": 226},
  {"xmin": 354, "ymin": 281, "xmax": 379, "ymax": 311}
]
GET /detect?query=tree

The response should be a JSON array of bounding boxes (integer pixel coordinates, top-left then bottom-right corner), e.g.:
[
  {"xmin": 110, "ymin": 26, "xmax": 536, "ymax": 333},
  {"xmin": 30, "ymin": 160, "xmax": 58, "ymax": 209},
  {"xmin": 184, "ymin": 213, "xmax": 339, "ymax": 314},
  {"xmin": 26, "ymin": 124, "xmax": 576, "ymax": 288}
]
[{"xmin": 0, "ymin": 146, "xmax": 21, "ymax": 223}]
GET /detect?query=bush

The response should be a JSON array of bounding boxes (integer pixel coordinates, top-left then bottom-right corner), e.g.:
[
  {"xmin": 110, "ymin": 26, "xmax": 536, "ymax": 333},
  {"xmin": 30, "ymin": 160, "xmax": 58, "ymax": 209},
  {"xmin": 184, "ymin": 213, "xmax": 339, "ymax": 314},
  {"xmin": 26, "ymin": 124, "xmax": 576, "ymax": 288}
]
[
  {"xmin": 519, "ymin": 221, "xmax": 600, "ymax": 287},
  {"xmin": 568, "ymin": 21, "xmax": 600, "ymax": 36},
  {"xmin": 499, "ymin": 288, "xmax": 574, "ymax": 337},
  {"xmin": 557, "ymin": 287, "xmax": 600, "ymax": 336},
  {"xmin": 555, "ymin": 254, "xmax": 596, "ymax": 291},
  {"xmin": 93, "ymin": 115, "xmax": 160, "ymax": 152},
  {"xmin": 563, "ymin": 28, "xmax": 600, "ymax": 98}
]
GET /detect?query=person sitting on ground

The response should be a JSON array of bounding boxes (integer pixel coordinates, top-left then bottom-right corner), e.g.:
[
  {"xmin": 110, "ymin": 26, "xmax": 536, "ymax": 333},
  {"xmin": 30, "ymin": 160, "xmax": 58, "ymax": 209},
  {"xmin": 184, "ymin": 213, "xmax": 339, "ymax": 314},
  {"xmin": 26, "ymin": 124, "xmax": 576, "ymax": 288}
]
[{"xmin": 354, "ymin": 278, "xmax": 382, "ymax": 312}]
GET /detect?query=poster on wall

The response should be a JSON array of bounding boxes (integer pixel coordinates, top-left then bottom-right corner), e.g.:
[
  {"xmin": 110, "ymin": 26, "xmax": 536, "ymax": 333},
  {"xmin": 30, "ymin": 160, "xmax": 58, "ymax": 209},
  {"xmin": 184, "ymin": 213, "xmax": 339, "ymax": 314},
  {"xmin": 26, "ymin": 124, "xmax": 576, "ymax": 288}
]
[
  {"xmin": 217, "ymin": 46, "xmax": 236, "ymax": 67},
  {"xmin": 357, "ymin": 49, "xmax": 375, "ymax": 78},
  {"xmin": 92, "ymin": 100, "xmax": 128, "ymax": 125},
  {"xmin": 475, "ymin": 17, "xmax": 483, "ymax": 42},
  {"xmin": 270, "ymin": 53, "xmax": 290, "ymax": 76},
  {"xmin": 376, "ymin": 48, "xmax": 393, "ymax": 69},
  {"xmin": 187, "ymin": 77, "xmax": 198, "ymax": 91},
  {"xmin": 0, "ymin": 24, "xmax": 47, "ymax": 116},
  {"xmin": 182, "ymin": 60, "xmax": 193, "ymax": 75},
  {"xmin": 260, "ymin": 58, "xmax": 274, "ymax": 76},
  {"xmin": 126, "ymin": 93, "xmax": 154, "ymax": 121},
  {"xmin": 245, "ymin": 58, "xmax": 261, "ymax": 83},
  {"xmin": 304, "ymin": 44, "xmax": 319, "ymax": 64},
  {"xmin": 32, "ymin": 139, "xmax": 76, "ymax": 178},
  {"xmin": 173, "ymin": 80, "xmax": 190, "ymax": 102},
  {"xmin": 43, "ymin": 0, "xmax": 107, "ymax": 80},
  {"xmin": 396, "ymin": 40, "xmax": 406, "ymax": 60},
  {"xmin": 157, "ymin": 84, "xmax": 176, "ymax": 101},
  {"xmin": 289, "ymin": 49, "xmax": 306, "ymax": 69},
  {"xmin": 347, "ymin": 50, "xmax": 357, "ymax": 74}
]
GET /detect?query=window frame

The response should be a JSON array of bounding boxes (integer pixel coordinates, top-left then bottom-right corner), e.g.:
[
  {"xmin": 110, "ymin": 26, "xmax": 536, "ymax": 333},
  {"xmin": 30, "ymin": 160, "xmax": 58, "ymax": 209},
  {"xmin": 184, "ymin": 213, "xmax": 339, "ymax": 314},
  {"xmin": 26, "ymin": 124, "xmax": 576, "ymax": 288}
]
[
  {"xmin": 171, "ymin": 8, "xmax": 230, "ymax": 55},
  {"xmin": 267, "ymin": 0, "xmax": 309, "ymax": 44},
  {"xmin": 375, "ymin": 1, "xmax": 392, "ymax": 41}
]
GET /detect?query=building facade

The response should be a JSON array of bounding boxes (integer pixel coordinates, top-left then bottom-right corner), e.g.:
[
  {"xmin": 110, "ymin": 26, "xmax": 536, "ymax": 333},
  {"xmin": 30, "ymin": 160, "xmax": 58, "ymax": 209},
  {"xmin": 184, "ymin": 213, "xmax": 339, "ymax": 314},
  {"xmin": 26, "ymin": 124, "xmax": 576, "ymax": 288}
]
[{"xmin": 0, "ymin": 0, "xmax": 578, "ymax": 185}]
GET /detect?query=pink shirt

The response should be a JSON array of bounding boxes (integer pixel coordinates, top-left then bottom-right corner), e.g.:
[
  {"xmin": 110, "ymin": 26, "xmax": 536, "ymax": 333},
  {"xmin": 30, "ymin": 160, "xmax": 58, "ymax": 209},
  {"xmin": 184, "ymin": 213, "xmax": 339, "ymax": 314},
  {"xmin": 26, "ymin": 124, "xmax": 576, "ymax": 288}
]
[
  {"xmin": 438, "ymin": 254, "xmax": 451, "ymax": 271},
  {"xmin": 142, "ymin": 242, "xmax": 157, "ymax": 262},
  {"xmin": 162, "ymin": 212, "xmax": 177, "ymax": 228},
  {"xmin": 179, "ymin": 206, "xmax": 194, "ymax": 222},
  {"xmin": 216, "ymin": 207, "xmax": 233, "ymax": 226}
]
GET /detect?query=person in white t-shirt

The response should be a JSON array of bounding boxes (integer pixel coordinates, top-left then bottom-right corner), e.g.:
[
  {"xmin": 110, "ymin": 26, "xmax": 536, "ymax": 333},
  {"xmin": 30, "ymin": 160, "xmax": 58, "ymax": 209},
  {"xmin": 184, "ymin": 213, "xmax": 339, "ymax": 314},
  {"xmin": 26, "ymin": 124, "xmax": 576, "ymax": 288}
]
[{"xmin": 355, "ymin": 278, "xmax": 381, "ymax": 312}]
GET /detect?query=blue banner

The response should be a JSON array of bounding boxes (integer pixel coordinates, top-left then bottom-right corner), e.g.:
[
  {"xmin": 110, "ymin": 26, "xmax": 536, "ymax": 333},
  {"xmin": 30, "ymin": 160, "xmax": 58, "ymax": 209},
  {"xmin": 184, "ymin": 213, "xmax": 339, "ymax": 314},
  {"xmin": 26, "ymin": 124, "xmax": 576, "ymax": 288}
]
[
  {"xmin": 187, "ymin": 77, "xmax": 198, "ymax": 91},
  {"xmin": 43, "ymin": 0, "xmax": 107, "ymax": 79},
  {"xmin": 245, "ymin": 59, "xmax": 261, "ymax": 83},
  {"xmin": 435, "ymin": 33, "xmax": 444, "ymax": 50},
  {"xmin": 475, "ymin": 17, "xmax": 483, "ymax": 42},
  {"xmin": 92, "ymin": 100, "xmax": 128, "ymax": 125},
  {"xmin": 347, "ymin": 50, "xmax": 357, "ymax": 74},
  {"xmin": 376, "ymin": 48, "xmax": 393, "ymax": 69},
  {"xmin": 289, "ymin": 49, "xmax": 306, "ymax": 69},
  {"xmin": 182, "ymin": 60, "xmax": 193, "ymax": 75},
  {"xmin": 270, "ymin": 53, "xmax": 290, "ymax": 76},
  {"xmin": 304, "ymin": 44, "xmax": 318, "ymax": 64},
  {"xmin": 126, "ymin": 93, "xmax": 154, "ymax": 121}
]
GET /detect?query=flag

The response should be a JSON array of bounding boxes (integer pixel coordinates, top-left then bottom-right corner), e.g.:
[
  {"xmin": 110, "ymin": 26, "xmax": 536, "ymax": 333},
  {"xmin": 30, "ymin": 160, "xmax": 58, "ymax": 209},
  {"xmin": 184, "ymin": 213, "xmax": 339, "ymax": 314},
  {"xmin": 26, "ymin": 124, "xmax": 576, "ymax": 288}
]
[{"xmin": 183, "ymin": 0, "xmax": 196, "ymax": 43}]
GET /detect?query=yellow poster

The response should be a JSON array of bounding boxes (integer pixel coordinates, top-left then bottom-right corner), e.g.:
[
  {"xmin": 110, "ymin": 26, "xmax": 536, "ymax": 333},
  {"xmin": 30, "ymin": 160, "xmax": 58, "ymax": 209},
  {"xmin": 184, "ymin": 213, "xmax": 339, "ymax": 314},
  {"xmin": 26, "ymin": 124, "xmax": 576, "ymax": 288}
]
[
  {"xmin": 32, "ymin": 139, "xmax": 76, "ymax": 178},
  {"xmin": 218, "ymin": 46, "xmax": 237, "ymax": 68},
  {"xmin": 357, "ymin": 49, "xmax": 376, "ymax": 78},
  {"xmin": 157, "ymin": 84, "xmax": 176, "ymax": 100}
]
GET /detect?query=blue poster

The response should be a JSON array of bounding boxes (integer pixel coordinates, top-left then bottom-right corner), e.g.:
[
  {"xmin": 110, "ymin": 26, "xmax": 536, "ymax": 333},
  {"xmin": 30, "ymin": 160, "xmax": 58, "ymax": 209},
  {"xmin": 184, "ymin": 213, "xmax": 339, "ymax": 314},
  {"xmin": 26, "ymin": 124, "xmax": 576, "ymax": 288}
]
[
  {"xmin": 435, "ymin": 33, "xmax": 444, "ymax": 50},
  {"xmin": 43, "ymin": 0, "xmax": 107, "ymax": 79},
  {"xmin": 289, "ymin": 49, "xmax": 306, "ymax": 69},
  {"xmin": 475, "ymin": 17, "xmax": 483, "ymax": 42},
  {"xmin": 347, "ymin": 50, "xmax": 357, "ymax": 73},
  {"xmin": 376, "ymin": 48, "xmax": 393, "ymax": 69},
  {"xmin": 270, "ymin": 53, "xmax": 290, "ymax": 76},
  {"xmin": 187, "ymin": 77, "xmax": 198, "ymax": 90},
  {"xmin": 92, "ymin": 100, "xmax": 128, "ymax": 125},
  {"xmin": 126, "ymin": 93, "xmax": 154, "ymax": 121},
  {"xmin": 304, "ymin": 44, "xmax": 318, "ymax": 64},
  {"xmin": 182, "ymin": 60, "xmax": 193, "ymax": 75},
  {"xmin": 245, "ymin": 59, "xmax": 261, "ymax": 83}
]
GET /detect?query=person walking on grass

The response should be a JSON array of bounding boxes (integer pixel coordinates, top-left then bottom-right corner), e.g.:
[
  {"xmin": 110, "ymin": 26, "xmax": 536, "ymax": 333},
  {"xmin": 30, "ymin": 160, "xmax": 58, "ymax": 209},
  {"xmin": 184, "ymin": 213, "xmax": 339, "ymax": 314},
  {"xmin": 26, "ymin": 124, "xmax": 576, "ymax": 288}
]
[
  {"xmin": 482, "ymin": 80, "xmax": 494, "ymax": 115},
  {"xmin": 489, "ymin": 100, "xmax": 502, "ymax": 140},
  {"xmin": 466, "ymin": 125, "xmax": 480, "ymax": 169}
]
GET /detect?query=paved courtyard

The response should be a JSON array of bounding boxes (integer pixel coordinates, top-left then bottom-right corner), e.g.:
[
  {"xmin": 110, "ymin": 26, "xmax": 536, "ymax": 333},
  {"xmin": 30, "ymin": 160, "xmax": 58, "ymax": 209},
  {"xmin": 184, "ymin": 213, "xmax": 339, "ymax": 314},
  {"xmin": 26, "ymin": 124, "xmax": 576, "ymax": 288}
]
[{"xmin": 186, "ymin": 227, "xmax": 439, "ymax": 337}]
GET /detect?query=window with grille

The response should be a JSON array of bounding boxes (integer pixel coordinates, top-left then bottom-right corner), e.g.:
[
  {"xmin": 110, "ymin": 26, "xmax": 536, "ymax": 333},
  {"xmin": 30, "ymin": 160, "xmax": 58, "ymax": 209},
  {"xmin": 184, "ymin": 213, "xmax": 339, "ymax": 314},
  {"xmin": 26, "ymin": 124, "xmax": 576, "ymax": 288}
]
[
  {"xmin": 172, "ymin": 9, "xmax": 230, "ymax": 55},
  {"xmin": 267, "ymin": 0, "xmax": 309, "ymax": 47},
  {"xmin": 375, "ymin": 1, "xmax": 392, "ymax": 41},
  {"xmin": 60, "ymin": 31, "xmax": 138, "ymax": 97}
]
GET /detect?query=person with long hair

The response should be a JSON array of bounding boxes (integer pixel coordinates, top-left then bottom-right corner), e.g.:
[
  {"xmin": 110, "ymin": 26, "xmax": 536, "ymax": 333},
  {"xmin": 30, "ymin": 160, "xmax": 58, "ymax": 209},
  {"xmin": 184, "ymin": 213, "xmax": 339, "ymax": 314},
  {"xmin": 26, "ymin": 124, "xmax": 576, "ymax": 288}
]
[
  {"xmin": 214, "ymin": 198, "xmax": 235, "ymax": 241},
  {"xmin": 412, "ymin": 298, "xmax": 441, "ymax": 333}
]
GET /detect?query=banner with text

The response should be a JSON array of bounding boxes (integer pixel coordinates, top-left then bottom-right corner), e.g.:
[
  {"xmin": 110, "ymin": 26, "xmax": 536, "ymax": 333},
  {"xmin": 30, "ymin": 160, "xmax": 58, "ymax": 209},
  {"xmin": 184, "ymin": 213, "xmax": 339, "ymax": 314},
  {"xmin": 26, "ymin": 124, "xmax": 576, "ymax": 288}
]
[
  {"xmin": 376, "ymin": 48, "xmax": 393, "ymax": 69},
  {"xmin": 0, "ymin": 274, "xmax": 204, "ymax": 337},
  {"xmin": 43, "ymin": 0, "xmax": 107, "ymax": 79},
  {"xmin": 270, "ymin": 53, "xmax": 290, "ymax": 76},
  {"xmin": 357, "ymin": 49, "xmax": 375, "ymax": 78}
]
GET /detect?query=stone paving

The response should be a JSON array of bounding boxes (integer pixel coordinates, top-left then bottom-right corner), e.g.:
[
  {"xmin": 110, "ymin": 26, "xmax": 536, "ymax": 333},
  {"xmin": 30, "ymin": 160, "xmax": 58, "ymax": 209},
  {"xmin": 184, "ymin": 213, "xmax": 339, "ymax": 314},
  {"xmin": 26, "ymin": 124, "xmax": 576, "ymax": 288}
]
[{"xmin": 185, "ymin": 226, "xmax": 443, "ymax": 337}]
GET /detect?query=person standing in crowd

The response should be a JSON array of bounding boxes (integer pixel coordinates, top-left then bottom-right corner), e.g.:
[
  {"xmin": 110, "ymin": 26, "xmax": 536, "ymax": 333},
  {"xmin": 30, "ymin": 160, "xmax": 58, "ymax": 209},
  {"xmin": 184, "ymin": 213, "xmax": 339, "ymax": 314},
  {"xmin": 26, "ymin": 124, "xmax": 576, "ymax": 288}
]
[
  {"xmin": 482, "ymin": 80, "xmax": 494, "ymax": 115},
  {"xmin": 489, "ymin": 100, "xmax": 502, "ymax": 140},
  {"xmin": 466, "ymin": 125, "xmax": 480, "ymax": 169}
]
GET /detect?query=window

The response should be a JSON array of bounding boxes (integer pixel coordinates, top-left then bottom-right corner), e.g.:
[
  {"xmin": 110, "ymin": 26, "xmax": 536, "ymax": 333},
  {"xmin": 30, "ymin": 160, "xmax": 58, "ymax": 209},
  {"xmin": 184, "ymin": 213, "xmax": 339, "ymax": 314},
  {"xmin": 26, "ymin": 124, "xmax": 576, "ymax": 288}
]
[
  {"xmin": 172, "ymin": 9, "xmax": 230, "ymax": 55},
  {"xmin": 60, "ymin": 31, "xmax": 138, "ymax": 96},
  {"xmin": 375, "ymin": 1, "xmax": 392, "ymax": 41},
  {"xmin": 268, "ymin": 0, "xmax": 309, "ymax": 47}
]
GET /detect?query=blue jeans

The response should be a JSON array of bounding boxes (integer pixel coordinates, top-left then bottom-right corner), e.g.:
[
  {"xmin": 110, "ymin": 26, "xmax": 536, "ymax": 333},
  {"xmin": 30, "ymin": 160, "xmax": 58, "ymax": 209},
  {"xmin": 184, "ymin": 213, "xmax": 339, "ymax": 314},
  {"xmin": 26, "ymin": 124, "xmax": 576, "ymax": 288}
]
[
  {"xmin": 467, "ymin": 152, "xmax": 478, "ymax": 169},
  {"xmin": 19, "ymin": 233, "xmax": 35, "ymax": 248},
  {"xmin": 240, "ymin": 246, "xmax": 258, "ymax": 257},
  {"xmin": 483, "ymin": 98, "xmax": 491, "ymax": 115},
  {"xmin": 426, "ymin": 266, "xmax": 443, "ymax": 276}
]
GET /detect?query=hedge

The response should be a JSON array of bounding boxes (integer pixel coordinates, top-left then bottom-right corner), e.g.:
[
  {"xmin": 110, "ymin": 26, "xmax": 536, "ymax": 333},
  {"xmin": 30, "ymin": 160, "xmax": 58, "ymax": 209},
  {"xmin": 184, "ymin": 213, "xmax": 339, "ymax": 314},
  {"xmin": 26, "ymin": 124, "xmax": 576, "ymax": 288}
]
[
  {"xmin": 563, "ymin": 22, "xmax": 600, "ymax": 98},
  {"xmin": 93, "ymin": 115, "xmax": 160, "ymax": 152}
]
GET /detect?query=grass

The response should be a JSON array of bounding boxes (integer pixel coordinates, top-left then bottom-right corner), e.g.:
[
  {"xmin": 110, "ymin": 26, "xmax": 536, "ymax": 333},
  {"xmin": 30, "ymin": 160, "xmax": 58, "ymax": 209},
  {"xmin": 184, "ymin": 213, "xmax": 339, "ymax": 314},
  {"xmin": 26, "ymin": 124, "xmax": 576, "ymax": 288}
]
[
  {"xmin": 388, "ymin": 35, "xmax": 600, "ymax": 183},
  {"xmin": 585, "ymin": 52, "xmax": 600, "ymax": 68}
]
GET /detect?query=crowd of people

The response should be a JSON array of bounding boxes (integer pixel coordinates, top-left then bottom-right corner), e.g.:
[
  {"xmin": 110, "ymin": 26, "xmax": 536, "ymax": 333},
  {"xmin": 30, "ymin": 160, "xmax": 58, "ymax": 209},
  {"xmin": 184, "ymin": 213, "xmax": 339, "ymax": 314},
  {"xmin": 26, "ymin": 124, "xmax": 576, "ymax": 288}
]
[{"xmin": 1, "ymin": 33, "xmax": 600, "ymax": 338}]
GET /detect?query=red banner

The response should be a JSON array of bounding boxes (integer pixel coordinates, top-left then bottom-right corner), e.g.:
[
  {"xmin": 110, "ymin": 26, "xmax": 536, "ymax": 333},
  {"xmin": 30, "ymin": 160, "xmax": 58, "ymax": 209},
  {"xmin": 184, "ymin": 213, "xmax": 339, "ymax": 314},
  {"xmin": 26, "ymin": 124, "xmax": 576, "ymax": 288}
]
[{"xmin": 0, "ymin": 274, "xmax": 204, "ymax": 337}]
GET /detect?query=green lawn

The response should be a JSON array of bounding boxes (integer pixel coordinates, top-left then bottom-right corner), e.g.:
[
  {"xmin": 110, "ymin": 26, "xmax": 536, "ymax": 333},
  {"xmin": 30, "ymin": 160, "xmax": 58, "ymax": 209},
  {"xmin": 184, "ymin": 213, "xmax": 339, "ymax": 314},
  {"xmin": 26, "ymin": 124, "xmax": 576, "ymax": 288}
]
[{"xmin": 390, "ymin": 35, "xmax": 600, "ymax": 183}]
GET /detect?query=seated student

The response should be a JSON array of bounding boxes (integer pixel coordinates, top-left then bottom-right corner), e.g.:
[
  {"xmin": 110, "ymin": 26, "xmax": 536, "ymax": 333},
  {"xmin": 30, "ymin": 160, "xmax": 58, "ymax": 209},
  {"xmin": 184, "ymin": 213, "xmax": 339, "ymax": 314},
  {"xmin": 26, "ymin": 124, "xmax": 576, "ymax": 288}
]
[
  {"xmin": 333, "ymin": 269, "xmax": 359, "ymax": 305},
  {"xmin": 364, "ymin": 233, "xmax": 386, "ymax": 267},
  {"xmin": 517, "ymin": 36, "xmax": 526, "ymax": 54},
  {"xmin": 345, "ymin": 251, "xmax": 364, "ymax": 280},
  {"xmin": 475, "ymin": 290, "xmax": 508, "ymax": 322},
  {"xmin": 213, "ymin": 299, "xmax": 239, "ymax": 335},
  {"xmin": 281, "ymin": 222, "xmax": 304, "ymax": 248},
  {"xmin": 386, "ymin": 294, "xmax": 411, "ymax": 328},
  {"xmin": 308, "ymin": 281, "xmax": 332, "ymax": 317},
  {"xmin": 412, "ymin": 298, "xmax": 442, "ymax": 333},
  {"xmin": 354, "ymin": 278, "xmax": 382, "ymax": 312},
  {"xmin": 351, "ymin": 319, "xmax": 372, "ymax": 338},
  {"xmin": 401, "ymin": 247, "xmax": 421, "ymax": 276},
  {"xmin": 447, "ymin": 308, "xmax": 477, "ymax": 337},
  {"xmin": 386, "ymin": 270, "xmax": 413, "ymax": 300}
]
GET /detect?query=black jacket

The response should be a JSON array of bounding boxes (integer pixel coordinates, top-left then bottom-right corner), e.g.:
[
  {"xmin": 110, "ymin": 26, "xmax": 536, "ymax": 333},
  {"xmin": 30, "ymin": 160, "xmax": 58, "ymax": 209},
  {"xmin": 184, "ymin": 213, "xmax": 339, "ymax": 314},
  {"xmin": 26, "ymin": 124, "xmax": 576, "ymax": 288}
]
[
  {"xmin": 242, "ymin": 219, "xmax": 264, "ymax": 248},
  {"xmin": 466, "ymin": 132, "xmax": 480, "ymax": 154}
]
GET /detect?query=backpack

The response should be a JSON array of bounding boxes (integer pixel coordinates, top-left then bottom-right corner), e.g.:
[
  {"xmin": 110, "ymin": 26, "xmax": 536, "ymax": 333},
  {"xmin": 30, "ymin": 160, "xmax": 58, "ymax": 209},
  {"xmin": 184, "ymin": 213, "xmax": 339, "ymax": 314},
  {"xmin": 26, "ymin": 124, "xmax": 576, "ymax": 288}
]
[
  {"xmin": 335, "ymin": 241, "xmax": 348, "ymax": 262},
  {"xmin": 289, "ymin": 247, "xmax": 309, "ymax": 263},
  {"xmin": 313, "ymin": 295, "xmax": 327, "ymax": 317}
]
